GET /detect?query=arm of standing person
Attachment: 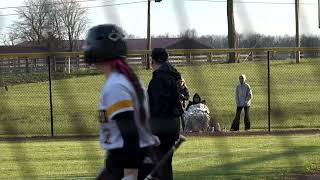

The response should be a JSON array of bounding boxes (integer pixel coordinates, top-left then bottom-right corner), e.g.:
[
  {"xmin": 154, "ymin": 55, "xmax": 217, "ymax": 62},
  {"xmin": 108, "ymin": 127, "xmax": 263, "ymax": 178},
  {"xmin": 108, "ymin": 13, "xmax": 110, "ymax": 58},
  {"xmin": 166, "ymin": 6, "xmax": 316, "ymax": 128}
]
[
  {"xmin": 247, "ymin": 84, "xmax": 253, "ymax": 100},
  {"xmin": 148, "ymin": 76, "xmax": 171, "ymax": 117},
  {"xmin": 114, "ymin": 111, "xmax": 140, "ymax": 167},
  {"xmin": 235, "ymin": 85, "xmax": 240, "ymax": 107},
  {"xmin": 102, "ymin": 84, "xmax": 140, "ymax": 176},
  {"xmin": 181, "ymin": 87, "xmax": 189, "ymax": 100},
  {"xmin": 186, "ymin": 101, "xmax": 193, "ymax": 111},
  {"xmin": 245, "ymin": 84, "xmax": 253, "ymax": 106},
  {"xmin": 114, "ymin": 112, "xmax": 140, "ymax": 180}
]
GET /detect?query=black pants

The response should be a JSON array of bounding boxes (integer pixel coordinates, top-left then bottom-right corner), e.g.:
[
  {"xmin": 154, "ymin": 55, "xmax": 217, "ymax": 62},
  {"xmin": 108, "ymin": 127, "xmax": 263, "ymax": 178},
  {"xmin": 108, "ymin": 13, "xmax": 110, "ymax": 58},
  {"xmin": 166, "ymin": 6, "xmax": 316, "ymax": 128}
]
[
  {"xmin": 181, "ymin": 115, "xmax": 185, "ymax": 132},
  {"xmin": 150, "ymin": 117, "xmax": 180, "ymax": 180},
  {"xmin": 231, "ymin": 106, "xmax": 250, "ymax": 131},
  {"xmin": 96, "ymin": 147, "xmax": 155, "ymax": 180},
  {"xmin": 154, "ymin": 138, "xmax": 176, "ymax": 180}
]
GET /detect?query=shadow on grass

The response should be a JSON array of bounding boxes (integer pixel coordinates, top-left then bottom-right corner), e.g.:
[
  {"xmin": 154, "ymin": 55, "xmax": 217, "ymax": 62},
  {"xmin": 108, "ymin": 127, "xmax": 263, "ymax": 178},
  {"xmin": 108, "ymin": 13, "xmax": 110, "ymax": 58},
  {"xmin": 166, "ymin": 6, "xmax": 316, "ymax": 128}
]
[{"xmin": 174, "ymin": 145, "xmax": 319, "ymax": 180}]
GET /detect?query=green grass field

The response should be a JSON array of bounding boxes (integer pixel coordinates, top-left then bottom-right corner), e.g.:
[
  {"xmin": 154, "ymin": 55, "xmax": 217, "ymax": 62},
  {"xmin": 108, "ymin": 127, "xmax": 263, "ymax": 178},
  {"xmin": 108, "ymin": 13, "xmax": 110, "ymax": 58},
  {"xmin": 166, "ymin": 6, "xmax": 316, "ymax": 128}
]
[
  {"xmin": 1, "ymin": 59, "xmax": 320, "ymax": 136},
  {"xmin": 1, "ymin": 134, "xmax": 320, "ymax": 179}
]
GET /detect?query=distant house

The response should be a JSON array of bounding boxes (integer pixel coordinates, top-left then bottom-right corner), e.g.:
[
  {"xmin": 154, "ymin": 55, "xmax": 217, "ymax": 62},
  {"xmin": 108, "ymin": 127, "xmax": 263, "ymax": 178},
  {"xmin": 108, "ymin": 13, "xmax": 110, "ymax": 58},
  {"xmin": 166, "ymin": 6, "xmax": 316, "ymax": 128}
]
[
  {"xmin": 126, "ymin": 37, "xmax": 211, "ymax": 50},
  {"xmin": 0, "ymin": 46, "xmax": 47, "ymax": 54},
  {"xmin": 15, "ymin": 40, "xmax": 83, "ymax": 52},
  {"xmin": 0, "ymin": 38, "xmax": 211, "ymax": 73},
  {"xmin": 8, "ymin": 37, "xmax": 210, "ymax": 52}
]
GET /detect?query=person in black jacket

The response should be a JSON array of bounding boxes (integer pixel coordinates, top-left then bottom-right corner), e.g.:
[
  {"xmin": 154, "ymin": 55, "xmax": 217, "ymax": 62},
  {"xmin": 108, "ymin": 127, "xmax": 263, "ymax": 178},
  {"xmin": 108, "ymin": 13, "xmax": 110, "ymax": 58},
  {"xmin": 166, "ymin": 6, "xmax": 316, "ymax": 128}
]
[
  {"xmin": 178, "ymin": 78, "xmax": 189, "ymax": 109},
  {"xmin": 178, "ymin": 78, "xmax": 189, "ymax": 132},
  {"xmin": 148, "ymin": 48, "xmax": 183, "ymax": 180}
]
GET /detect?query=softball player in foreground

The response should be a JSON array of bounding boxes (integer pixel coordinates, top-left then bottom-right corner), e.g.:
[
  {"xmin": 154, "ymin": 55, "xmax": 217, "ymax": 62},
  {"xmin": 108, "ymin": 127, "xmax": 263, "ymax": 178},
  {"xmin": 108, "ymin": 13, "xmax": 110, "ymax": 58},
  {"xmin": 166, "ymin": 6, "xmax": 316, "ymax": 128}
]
[{"xmin": 83, "ymin": 24, "xmax": 158, "ymax": 180}]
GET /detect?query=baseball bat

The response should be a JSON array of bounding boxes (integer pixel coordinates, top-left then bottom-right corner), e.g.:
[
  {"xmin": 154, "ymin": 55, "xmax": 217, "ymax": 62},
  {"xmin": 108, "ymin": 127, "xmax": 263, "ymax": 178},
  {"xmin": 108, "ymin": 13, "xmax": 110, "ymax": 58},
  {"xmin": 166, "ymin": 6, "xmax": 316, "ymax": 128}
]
[{"xmin": 144, "ymin": 135, "xmax": 187, "ymax": 180}]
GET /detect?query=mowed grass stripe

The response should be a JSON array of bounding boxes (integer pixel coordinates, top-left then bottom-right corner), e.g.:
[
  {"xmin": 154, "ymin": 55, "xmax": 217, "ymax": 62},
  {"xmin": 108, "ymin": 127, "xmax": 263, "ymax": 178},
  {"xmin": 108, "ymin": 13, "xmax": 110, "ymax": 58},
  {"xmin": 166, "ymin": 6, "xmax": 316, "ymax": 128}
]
[{"xmin": 0, "ymin": 134, "xmax": 319, "ymax": 179}]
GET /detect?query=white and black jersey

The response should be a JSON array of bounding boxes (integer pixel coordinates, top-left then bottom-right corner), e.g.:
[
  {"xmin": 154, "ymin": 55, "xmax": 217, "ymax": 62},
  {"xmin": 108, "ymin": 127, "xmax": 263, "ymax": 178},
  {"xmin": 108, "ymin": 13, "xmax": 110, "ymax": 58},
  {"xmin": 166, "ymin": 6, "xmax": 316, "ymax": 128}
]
[{"xmin": 98, "ymin": 71, "xmax": 156, "ymax": 150}]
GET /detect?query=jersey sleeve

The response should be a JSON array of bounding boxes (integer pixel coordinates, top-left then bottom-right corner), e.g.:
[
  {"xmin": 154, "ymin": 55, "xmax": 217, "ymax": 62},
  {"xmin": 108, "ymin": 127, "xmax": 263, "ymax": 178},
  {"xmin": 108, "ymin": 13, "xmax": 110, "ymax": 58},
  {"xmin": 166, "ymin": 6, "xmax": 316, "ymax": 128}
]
[{"xmin": 100, "ymin": 83, "xmax": 134, "ymax": 121}]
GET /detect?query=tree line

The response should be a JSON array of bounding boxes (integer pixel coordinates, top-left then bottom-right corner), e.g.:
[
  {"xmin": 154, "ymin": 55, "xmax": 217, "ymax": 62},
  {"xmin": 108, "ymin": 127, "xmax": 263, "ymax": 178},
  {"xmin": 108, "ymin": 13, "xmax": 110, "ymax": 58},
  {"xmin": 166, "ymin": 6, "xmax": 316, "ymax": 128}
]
[
  {"xmin": 1, "ymin": 0, "xmax": 88, "ymax": 51},
  {"xmin": 199, "ymin": 33, "xmax": 320, "ymax": 49},
  {"xmin": 1, "ymin": 0, "xmax": 319, "ymax": 51},
  {"xmin": 154, "ymin": 29, "xmax": 320, "ymax": 49}
]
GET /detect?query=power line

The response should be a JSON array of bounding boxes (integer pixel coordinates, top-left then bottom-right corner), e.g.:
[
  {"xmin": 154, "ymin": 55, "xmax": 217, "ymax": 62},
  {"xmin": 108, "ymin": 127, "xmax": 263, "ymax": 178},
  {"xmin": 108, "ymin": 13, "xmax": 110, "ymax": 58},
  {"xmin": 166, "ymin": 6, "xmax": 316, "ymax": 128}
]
[
  {"xmin": 79, "ymin": 0, "xmax": 148, "ymax": 9},
  {"xmin": 0, "ymin": 0, "xmax": 316, "ymax": 11},
  {"xmin": 0, "ymin": 0, "xmax": 151, "ymax": 11},
  {"xmin": 0, "ymin": 0, "xmax": 316, "ymax": 17},
  {"xmin": 0, "ymin": 0, "xmax": 148, "ymax": 17},
  {"xmin": 0, "ymin": 0, "xmax": 111, "ymax": 10},
  {"xmin": 187, "ymin": 0, "xmax": 316, "ymax": 5}
]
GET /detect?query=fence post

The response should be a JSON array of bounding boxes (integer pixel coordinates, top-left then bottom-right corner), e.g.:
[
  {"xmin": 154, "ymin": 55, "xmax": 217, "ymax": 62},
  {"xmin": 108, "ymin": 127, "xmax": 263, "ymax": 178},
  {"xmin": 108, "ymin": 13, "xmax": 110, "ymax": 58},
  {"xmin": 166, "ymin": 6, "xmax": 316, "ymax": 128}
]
[
  {"xmin": 25, "ymin": 58, "xmax": 30, "ymax": 73},
  {"xmin": 47, "ymin": 56, "xmax": 54, "ymax": 137},
  {"xmin": 207, "ymin": 52, "xmax": 212, "ymax": 62},
  {"xmin": 53, "ymin": 56, "xmax": 56, "ymax": 72},
  {"xmin": 68, "ymin": 56, "xmax": 71, "ymax": 74},
  {"xmin": 267, "ymin": 51, "xmax": 271, "ymax": 132}
]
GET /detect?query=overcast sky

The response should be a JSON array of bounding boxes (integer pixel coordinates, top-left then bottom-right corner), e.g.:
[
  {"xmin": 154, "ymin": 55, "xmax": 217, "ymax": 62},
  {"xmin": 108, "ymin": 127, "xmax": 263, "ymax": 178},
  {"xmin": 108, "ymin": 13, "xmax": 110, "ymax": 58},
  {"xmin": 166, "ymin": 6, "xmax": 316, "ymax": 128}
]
[{"xmin": 0, "ymin": 0, "xmax": 319, "ymax": 38}]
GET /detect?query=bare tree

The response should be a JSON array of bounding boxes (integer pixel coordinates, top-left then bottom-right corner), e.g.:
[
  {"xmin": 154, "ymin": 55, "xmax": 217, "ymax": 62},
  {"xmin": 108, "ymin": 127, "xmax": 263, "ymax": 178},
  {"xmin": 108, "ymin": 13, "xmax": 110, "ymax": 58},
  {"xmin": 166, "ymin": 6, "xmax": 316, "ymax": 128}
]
[
  {"xmin": 12, "ymin": 0, "xmax": 88, "ymax": 50},
  {"xmin": 57, "ymin": 0, "xmax": 88, "ymax": 51},
  {"xmin": 0, "ymin": 33, "xmax": 10, "ymax": 45},
  {"xmin": 7, "ymin": 29, "xmax": 21, "ymax": 46},
  {"xmin": 14, "ymin": 0, "xmax": 52, "ymax": 45},
  {"xmin": 46, "ymin": 1, "xmax": 65, "ymax": 42},
  {"xmin": 0, "ymin": 28, "xmax": 20, "ymax": 46},
  {"xmin": 123, "ymin": 30, "xmax": 140, "ymax": 39},
  {"xmin": 179, "ymin": 29, "xmax": 198, "ymax": 38},
  {"xmin": 155, "ymin": 33, "xmax": 171, "ymax": 38}
]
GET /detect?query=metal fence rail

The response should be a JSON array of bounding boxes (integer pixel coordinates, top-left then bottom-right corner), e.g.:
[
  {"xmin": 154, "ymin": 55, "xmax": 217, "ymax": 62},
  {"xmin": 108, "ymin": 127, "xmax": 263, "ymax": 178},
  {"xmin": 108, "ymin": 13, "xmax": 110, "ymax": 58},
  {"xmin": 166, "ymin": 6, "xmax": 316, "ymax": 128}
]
[{"xmin": 1, "ymin": 47, "xmax": 320, "ymax": 137}]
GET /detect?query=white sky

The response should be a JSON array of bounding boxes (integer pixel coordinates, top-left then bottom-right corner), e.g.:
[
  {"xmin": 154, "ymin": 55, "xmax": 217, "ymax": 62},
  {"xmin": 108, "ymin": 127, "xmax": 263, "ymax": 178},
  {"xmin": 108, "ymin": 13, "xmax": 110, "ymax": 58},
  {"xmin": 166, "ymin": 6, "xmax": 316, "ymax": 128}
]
[{"xmin": 0, "ymin": 0, "xmax": 319, "ymax": 38}]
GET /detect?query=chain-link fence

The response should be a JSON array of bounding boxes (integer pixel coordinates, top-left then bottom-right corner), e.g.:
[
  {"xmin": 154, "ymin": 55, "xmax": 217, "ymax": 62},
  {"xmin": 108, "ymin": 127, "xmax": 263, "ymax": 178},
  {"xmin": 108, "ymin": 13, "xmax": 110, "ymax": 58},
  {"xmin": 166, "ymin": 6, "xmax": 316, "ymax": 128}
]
[{"xmin": 0, "ymin": 48, "xmax": 319, "ymax": 137}]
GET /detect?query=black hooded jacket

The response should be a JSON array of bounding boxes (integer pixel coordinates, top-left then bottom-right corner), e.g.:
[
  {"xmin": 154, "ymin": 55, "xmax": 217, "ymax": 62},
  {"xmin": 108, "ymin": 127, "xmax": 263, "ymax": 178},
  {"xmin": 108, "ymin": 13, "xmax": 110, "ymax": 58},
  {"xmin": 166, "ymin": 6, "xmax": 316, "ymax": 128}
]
[
  {"xmin": 148, "ymin": 63, "xmax": 183, "ymax": 118},
  {"xmin": 186, "ymin": 93, "xmax": 206, "ymax": 111}
]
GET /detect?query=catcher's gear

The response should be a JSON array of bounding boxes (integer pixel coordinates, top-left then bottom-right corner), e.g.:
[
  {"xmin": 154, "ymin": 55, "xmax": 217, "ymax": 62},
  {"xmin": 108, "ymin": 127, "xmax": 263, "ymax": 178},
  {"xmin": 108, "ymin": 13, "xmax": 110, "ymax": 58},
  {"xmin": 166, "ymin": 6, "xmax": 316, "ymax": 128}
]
[{"xmin": 83, "ymin": 24, "xmax": 127, "ymax": 64}]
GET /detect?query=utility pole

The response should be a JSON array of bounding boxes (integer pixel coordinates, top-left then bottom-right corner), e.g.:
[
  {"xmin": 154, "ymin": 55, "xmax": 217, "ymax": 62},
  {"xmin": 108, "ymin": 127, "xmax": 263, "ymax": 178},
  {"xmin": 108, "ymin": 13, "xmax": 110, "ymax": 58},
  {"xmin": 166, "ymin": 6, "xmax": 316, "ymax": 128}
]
[
  {"xmin": 146, "ymin": 0, "xmax": 162, "ymax": 69},
  {"xmin": 318, "ymin": 0, "xmax": 320, "ymax": 28},
  {"xmin": 146, "ymin": 0, "xmax": 151, "ymax": 69},
  {"xmin": 227, "ymin": 0, "xmax": 237, "ymax": 63},
  {"xmin": 295, "ymin": 0, "xmax": 300, "ymax": 63}
]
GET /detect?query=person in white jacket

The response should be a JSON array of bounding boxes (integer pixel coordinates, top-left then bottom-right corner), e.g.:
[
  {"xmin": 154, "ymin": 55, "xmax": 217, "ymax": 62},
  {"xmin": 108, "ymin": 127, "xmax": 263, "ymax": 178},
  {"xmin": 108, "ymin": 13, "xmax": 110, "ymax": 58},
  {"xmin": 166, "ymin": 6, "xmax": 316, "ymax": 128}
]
[{"xmin": 230, "ymin": 74, "xmax": 253, "ymax": 131}]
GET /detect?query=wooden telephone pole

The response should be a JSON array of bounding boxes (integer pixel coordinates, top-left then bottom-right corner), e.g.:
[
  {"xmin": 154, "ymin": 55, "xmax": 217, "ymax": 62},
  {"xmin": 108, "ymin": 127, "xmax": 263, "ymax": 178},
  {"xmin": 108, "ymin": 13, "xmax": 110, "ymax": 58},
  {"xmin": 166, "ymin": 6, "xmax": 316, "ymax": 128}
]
[
  {"xmin": 146, "ymin": 0, "xmax": 162, "ymax": 69},
  {"xmin": 295, "ymin": 0, "xmax": 300, "ymax": 63},
  {"xmin": 146, "ymin": 0, "xmax": 151, "ymax": 69},
  {"xmin": 227, "ymin": 0, "xmax": 237, "ymax": 63}
]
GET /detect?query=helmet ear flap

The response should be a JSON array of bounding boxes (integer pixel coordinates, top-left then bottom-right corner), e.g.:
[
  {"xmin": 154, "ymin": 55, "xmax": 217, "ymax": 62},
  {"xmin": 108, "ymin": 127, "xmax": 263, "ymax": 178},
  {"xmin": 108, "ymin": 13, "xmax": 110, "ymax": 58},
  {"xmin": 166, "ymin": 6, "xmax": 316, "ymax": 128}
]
[{"xmin": 83, "ymin": 24, "xmax": 127, "ymax": 64}]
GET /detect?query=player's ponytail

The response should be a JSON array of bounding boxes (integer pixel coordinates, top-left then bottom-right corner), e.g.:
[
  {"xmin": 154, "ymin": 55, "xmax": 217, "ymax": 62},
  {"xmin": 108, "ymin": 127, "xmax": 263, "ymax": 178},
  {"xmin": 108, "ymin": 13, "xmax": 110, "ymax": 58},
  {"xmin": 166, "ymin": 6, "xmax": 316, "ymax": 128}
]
[{"xmin": 110, "ymin": 58, "xmax": 147, "ymax": 126}]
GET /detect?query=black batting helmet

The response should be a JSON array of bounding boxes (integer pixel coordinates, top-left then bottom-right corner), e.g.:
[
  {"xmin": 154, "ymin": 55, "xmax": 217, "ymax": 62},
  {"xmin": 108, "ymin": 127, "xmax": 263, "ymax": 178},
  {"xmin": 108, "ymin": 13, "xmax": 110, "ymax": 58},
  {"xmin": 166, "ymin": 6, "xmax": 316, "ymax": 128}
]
[
  {"xmin": 83, "ymin": 24, "xmax": 127, "ymax": 64},
  {"xmin": 151, "ymin": 48, "xmax": 168, "ymax": 64}
]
